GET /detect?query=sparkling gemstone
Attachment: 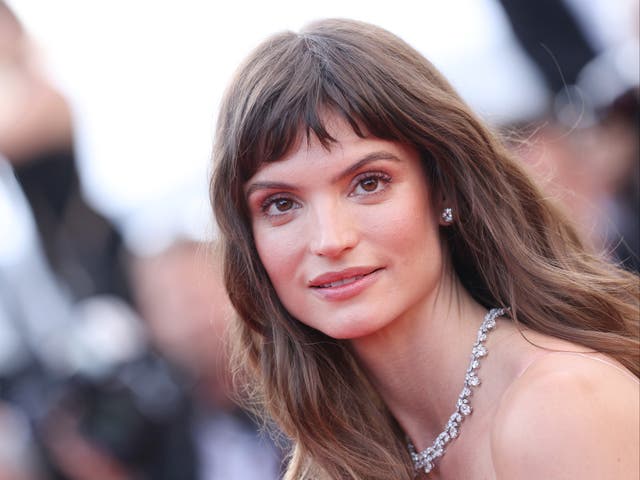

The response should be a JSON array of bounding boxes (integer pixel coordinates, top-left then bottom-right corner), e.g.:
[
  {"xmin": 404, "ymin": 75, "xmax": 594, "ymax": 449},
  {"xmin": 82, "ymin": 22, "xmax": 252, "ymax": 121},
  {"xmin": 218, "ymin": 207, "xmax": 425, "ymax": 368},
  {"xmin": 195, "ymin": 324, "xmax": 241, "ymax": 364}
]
[
  {"xmin": 461, "ymin": 387, "xmax": 472, "ymax": 397},
  {"xmin": 477, "ymin": 332, "xmax": 487, "ymax": 342},
  {"xmin": 474, "ymin": 345, "xmax": 487, "ymax": 357},
  {"xmin": 484, "ymin": 318, "xmax": 496, "ymax": 330},
  {"xmin": 460, "ymin": 403, "xmax": 472, "ymax": 415},
  {"xmin": 424, "ymin": 462, "xmax": 433, "ymax": 473},
  {"xmin": 450, "ymin": 412, "xmax": 462, "ymax": 423},
  {"xmin": 449, "ymin": 426, "xmax": 459, "ymax": 438},
  {"xmin": 466, "ymin": 373, "xmax": 480, "ymax": 386}
]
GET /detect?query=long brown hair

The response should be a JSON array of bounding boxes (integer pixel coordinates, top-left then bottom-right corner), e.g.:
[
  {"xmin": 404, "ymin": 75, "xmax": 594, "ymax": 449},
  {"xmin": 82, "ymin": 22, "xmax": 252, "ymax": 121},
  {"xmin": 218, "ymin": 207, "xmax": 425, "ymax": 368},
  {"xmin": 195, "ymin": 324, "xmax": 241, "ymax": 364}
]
[{"xmin": 211, "ymin": 18, "xmax": 639, "ymax": 479}]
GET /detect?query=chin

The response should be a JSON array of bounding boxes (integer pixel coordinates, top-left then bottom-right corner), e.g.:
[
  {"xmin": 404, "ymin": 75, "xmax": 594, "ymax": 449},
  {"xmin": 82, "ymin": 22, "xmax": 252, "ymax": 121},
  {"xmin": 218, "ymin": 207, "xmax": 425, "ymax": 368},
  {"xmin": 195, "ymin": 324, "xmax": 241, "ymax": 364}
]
[{"xmin": 318, "ymin": 315, "xmax": 388, "ymax": 341}]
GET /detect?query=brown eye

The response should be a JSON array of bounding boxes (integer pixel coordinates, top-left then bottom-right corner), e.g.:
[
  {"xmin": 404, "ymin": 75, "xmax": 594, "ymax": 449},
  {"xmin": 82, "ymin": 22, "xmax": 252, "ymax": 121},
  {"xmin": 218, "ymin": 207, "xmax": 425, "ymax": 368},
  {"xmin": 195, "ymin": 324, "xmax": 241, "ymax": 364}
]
[
  {"xmin": 360, "ymin": 177, "xmax": 379, "ymax": 192},
  {"xmin": 350, "ymin": 172, "xmax": 391, "ymax": 197},
  {"xmin": 275, "ymin": 198, "xmax": 294, "ymax": 211},
  {"xmin": 261, "ymin": 195, "xmax": 300, "ymax": 218}
]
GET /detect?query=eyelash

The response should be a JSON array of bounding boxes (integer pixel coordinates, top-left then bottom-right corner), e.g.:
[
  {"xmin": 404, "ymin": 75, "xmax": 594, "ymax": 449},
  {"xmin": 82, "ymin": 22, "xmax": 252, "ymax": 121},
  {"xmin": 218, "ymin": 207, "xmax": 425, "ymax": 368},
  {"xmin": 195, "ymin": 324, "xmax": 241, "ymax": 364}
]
[
  {"xmin": 258, "ymin": 171, "xmax": 393, "ymax": 217},
  {"xmin": 350, "ymin": 171, "xmax": 392, "ymax": 197},
  {"xmin": 260, "ymin": 195, "xmax": 299, "ymax": 216}
]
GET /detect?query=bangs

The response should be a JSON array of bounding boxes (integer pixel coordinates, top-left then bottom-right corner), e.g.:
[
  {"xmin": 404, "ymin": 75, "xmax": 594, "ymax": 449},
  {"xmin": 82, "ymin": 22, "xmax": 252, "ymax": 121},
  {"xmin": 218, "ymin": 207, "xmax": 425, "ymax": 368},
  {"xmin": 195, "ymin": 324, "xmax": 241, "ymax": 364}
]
[
  {"xmin": 245, "ymin": 84, "xmax": 368, "ymax": 178},
  {"xmin": 232, "ymin": 30, "xmax": 411, "ymax": 183}
]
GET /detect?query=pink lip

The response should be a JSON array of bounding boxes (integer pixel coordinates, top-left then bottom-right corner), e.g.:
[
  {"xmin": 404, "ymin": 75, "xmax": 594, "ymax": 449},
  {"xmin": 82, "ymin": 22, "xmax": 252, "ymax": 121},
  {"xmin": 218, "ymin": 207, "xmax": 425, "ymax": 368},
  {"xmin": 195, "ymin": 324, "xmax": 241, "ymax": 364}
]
[{"xmin": 308, "ymin": 266, "xmax": 383, "ymax": 301}]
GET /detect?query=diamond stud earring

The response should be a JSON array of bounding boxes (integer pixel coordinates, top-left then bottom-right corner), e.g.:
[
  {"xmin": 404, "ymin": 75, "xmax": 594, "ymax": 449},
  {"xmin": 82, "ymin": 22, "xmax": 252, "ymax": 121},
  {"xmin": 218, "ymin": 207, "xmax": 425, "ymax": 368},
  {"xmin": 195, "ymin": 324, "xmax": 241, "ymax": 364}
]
[{"xmin": 441, "ymin": 207, "xmax": 453, "ymax": 224}]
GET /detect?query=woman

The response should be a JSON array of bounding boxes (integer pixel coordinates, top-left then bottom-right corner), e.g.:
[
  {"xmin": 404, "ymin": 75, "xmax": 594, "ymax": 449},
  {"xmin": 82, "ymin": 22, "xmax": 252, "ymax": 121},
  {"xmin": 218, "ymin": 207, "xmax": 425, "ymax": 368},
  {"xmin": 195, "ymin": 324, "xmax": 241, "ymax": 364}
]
[{"xmin": 211, "ymin": 19, "xmax": 639, "ymax": 479}]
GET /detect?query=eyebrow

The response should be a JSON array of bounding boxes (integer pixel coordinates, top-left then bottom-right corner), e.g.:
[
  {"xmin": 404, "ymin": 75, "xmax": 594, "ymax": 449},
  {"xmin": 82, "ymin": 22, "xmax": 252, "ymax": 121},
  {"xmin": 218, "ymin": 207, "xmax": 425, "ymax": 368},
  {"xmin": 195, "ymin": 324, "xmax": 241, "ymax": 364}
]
[
  {"xmin": 245, "ymin": 150, "xmax": 401, "ymax": 199},
  {"xmin": 332, "ymin": 151, "xmax": 401, "ymax": 183}
]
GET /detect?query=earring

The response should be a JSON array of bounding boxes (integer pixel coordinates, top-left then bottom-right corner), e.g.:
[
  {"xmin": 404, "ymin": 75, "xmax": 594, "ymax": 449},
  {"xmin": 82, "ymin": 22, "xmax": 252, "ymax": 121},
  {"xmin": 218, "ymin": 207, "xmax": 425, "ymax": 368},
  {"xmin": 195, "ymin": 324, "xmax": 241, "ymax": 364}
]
[{"xmin": 441, "ymin": 207, "xmax": 453, "ymax": 224}]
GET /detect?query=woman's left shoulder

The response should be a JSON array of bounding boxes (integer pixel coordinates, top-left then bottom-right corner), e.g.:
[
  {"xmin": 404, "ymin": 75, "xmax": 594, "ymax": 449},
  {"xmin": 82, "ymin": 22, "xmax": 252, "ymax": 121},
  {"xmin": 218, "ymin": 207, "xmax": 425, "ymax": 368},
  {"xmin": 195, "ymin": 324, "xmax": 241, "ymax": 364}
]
[{"xmin": 490, "ymin": 351, "xmax": 639, "ymax": 479}]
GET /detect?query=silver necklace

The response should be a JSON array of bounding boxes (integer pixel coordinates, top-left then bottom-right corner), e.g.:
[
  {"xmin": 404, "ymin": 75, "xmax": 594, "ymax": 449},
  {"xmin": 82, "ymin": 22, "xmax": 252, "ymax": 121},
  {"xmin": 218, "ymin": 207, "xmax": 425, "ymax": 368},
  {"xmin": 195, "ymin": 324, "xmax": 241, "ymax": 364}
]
[{"xmin": 407, "ymin": 307, "xmax": 506, "ymax": 476}]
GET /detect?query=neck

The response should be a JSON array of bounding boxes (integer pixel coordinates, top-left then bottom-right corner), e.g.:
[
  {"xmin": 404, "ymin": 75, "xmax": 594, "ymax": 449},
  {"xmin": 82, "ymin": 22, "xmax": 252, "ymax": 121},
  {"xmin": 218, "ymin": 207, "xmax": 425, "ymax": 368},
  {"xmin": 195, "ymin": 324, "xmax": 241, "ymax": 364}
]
[{"xmin": 349, "ymin": 276, "xmax": 487, "ymax": 450}]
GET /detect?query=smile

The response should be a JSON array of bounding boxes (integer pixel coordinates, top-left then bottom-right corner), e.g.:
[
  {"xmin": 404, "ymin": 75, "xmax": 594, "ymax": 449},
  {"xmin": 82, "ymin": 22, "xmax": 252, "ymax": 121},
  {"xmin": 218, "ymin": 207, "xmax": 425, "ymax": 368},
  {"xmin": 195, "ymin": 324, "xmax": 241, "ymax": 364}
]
[
  {"xmin": 315, "ymin": 274, "xmax": 367, "ymax": 289},
  {"xmin": 309, "ymin": 267, "xmax": 383, "ymax": 301}
]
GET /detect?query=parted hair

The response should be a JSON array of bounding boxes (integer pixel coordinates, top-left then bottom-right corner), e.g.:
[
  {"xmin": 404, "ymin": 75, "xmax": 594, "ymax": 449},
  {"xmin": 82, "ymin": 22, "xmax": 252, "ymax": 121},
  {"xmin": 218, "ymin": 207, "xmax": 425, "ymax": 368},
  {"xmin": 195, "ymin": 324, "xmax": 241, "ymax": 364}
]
[{"xmin": 210, "ymin": 18, "xmax": 639, "ymax": 479}]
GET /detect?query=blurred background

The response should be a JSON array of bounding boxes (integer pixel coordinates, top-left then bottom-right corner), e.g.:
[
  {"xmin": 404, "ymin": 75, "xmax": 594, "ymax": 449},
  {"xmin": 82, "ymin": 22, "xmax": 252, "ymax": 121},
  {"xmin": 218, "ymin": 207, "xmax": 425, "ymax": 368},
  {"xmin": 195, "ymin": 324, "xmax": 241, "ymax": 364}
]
[{"xmin": 0, "ymin": 0, "xmax": 637, "ymax": 478}]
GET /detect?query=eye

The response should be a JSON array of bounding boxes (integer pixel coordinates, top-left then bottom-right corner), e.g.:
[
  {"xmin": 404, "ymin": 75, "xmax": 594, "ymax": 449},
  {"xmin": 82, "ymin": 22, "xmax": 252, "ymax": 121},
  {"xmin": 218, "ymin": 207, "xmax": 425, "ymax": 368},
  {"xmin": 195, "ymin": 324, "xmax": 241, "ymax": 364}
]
[
  {"xmin": 261, "ymin": 195, "xmax": 300, "ymax": 216},
  {"xmin": 351, "ymin": 172, "xmax": 391, "ymax": 196},
  {"xmin": 360, "ymin": 177, "xmax": 379, "ymax": 192}
]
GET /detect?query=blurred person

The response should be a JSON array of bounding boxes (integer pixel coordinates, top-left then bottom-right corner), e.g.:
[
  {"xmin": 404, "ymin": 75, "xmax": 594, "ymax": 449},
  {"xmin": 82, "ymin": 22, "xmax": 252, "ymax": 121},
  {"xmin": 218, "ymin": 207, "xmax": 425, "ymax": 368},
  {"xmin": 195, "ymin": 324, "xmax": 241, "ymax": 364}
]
[
  {"xmin": 2, "ymin": 4, "xmax": 205, "ymax": 479},
  {"xmin": 130, "ymin": 240, "xmax": 282, "ymax": 480},
  {"xmin": 497, "ymin": 0, "xmax": 638, "ymax": 126},
  {"xmin": 1, "ymin": 150, "xmax": 193, "ymax": 480},
  {"xmin": 211, "ymin": 19, "xmax": 639, "ymax": 479},
  {"xmin": 0, "ymin": 0, "xmax": 131, "ymax": 303},
  {"xmin": 509, "ymin": 88, "xmax": 639, "ymax": 272},
  {"xmin": 496, "ymin": 0, "xmax": 639, "ymax": 270}
]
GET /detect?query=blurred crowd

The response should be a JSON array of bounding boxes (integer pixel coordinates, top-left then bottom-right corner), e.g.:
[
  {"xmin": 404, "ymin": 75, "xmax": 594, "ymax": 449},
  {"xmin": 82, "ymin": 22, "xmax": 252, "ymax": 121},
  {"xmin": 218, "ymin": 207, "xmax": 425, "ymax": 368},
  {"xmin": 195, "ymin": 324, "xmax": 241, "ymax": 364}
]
[
  {"xmin": 0, "ymin": 0, "xmax": 637, "ymax": 479},
  {"xmin": 498, "ymin": 0, "xmax": 639, "ymax": 271},
  {"xmin": 0, "ymin": 3, "xmax": 283, "ymax": 479}
]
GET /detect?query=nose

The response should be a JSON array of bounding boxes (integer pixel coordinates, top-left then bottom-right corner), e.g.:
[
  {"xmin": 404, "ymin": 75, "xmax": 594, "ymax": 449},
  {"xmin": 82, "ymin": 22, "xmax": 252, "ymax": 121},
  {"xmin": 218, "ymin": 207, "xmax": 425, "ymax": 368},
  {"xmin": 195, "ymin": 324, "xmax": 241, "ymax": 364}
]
[{"xmin": 309, "ymin": 200, "xmax": 359, "ymax": 258}]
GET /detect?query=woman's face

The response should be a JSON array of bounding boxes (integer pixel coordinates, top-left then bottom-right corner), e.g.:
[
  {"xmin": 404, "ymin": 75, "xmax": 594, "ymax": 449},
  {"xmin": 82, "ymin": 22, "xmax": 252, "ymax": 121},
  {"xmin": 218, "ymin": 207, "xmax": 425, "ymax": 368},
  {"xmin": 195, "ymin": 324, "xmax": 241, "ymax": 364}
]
[{"xmin": 245, "ymin": 114, "xmax": 446, "ymax": 340}]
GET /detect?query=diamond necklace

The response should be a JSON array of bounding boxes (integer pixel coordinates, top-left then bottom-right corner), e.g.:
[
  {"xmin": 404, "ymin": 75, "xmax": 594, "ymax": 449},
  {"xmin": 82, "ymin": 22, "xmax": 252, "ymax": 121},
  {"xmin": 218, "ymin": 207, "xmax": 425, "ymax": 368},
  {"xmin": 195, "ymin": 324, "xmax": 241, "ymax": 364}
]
[{"xmin": 407, "ymin": 307, "xmax": 506, "ymax": 476}]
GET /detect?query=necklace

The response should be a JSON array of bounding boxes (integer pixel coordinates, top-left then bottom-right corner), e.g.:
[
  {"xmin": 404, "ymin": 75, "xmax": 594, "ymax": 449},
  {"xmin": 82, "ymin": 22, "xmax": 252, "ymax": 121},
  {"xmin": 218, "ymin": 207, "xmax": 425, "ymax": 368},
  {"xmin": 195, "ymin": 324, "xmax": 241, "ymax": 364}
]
[{"xmin": 407, "ymin": 307, "xmax": 506, "ymax": 476}]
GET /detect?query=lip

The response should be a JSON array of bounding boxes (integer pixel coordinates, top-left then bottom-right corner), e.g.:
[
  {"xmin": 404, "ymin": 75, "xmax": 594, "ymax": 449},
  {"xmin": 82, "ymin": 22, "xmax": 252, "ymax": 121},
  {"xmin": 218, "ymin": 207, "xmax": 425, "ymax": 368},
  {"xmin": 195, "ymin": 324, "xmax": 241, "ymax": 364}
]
[{"xmin": 308, "ymin": 266, "xmax": 383, "ymax": 301}]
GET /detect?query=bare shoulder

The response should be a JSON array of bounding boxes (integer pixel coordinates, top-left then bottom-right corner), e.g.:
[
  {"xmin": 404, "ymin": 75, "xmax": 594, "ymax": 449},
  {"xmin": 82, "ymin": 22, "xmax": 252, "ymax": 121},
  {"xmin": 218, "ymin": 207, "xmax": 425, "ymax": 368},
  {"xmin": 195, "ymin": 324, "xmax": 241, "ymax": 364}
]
[{"xmin": 490, "ymin": 352, "xmax": 639, "ymax": 480}]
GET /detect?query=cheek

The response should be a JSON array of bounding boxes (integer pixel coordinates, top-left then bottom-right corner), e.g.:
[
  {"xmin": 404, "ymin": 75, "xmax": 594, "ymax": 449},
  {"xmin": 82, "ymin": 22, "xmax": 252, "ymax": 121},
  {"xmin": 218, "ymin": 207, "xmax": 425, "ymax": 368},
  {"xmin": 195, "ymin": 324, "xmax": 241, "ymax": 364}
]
[
  {"xmin": 254, "ymin": 225, "xmax": 304, "ymax": 291},
  {"xmin": 366, "ymin": 193, "xmax": 439, "ymax": 250}
]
